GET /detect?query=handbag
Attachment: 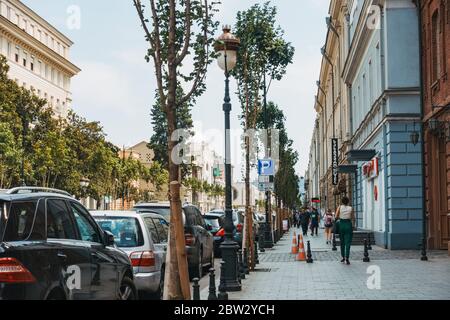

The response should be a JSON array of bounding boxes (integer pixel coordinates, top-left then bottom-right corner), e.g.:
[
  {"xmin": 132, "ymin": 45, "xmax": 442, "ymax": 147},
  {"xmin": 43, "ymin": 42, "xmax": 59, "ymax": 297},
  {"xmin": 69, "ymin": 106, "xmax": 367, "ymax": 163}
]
[{"xmin": 333, "ymin": 219, "xmax": 340, "ymax": 234}]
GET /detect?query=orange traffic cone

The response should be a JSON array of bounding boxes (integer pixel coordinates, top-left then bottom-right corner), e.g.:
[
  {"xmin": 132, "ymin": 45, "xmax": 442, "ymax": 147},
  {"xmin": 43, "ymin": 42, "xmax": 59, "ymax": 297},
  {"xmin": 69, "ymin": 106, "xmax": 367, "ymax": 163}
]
[
  {"xmin": 291, "ymin": 233, "xmax": 298, "ymax": 254},
  {"xmin": 296, "ymin": 235, "xmax": 306, "ymax": 261}
]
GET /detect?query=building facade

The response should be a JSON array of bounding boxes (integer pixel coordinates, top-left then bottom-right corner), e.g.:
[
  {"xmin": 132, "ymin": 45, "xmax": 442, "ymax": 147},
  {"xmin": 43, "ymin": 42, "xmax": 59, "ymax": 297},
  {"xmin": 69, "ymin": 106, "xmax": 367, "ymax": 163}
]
[
  {"xmin": 307, "ymin": 0, "xmax": 425, "ymax": 249},
  {"xmin": 0, "ymin": 0, "xmax": 80, "ymax": 117},
  {"xmin": 420, "ymin": 0, "xmax": 450, "ymax": 251}
]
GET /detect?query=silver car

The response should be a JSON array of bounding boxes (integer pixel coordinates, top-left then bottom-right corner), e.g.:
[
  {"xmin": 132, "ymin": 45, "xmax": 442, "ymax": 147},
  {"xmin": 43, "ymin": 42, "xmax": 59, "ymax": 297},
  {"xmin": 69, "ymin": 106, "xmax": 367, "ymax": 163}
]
[{"xmin": 91, "ymin": 211, "xmax": 168, "ymax": 299}]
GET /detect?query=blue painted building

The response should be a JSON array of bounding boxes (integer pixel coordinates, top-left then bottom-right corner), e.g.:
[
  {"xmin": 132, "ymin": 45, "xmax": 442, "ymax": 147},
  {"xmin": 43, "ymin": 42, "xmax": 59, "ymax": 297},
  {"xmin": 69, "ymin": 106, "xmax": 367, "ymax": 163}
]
[{"xmin": 344, "ymin": 0, "xmax": 423, "ymax": 249}]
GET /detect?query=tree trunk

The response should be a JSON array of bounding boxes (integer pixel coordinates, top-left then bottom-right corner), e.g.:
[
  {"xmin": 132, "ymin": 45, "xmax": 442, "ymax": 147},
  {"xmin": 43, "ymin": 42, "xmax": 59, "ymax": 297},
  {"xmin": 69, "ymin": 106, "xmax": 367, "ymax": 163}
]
[
  {"xmin": 244, "ymin": 137, "xmax": 254, "ymax": 270},
  {"xmin": 162, "ymin": 0, "xmax": 190, "ymax": 300}
]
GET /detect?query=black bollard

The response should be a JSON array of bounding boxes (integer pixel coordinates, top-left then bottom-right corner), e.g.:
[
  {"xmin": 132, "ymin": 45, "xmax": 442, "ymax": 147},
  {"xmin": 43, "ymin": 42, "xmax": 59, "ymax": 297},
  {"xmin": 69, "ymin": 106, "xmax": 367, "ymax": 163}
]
[
  {"xmin": 243, "ymin": 248, "xmax": 250, "ymax": 275},
  {"xmin": 208, "ymin": 268, "xmax": 218, "ymax": 300},
  {"xmin": 367, "ymin": 233, "xmax": 373, "ymax": 250},
  {"xmin": 332, "ymin": 231, "xmax": 337, "ymax": 251},
  {"xmin": 237, "ymin": 249, "xmax": 245, "ymax": 280},
  {"xmin": 217, "ymin": 262, "xmax": 229, "ymax": 300},
  {"xmin": 363, "ymin": 239, "xmax": 370, "ymax": 262},
  {"xmin": 306, "ymin": 240, "xmax": 314, "ymax": 263},
  {"xmin": 259, "ymin": 228, "xmax": 266, "ymax": 253},
  {"xmin": 192, "ymin": 278, "xmax": 200, "ymax": 300},
  {"xmin": 254, "ymin": 241, "xmax": 260, "ymax": 265},
  {"xmin": 420, "ymin": 237, "xmax": 428, "ymax": 261}
]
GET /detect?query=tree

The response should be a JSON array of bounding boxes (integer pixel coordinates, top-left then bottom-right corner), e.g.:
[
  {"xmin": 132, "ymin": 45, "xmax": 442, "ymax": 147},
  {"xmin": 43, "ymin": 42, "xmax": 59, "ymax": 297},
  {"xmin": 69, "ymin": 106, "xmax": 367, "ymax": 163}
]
[
  {"xmin": 133, "ymin": 0, "xmax": 219, "ymax": 299},
  {"xmin": 233, "ymin": 2, "xmax": 294, "ymax": 270}
]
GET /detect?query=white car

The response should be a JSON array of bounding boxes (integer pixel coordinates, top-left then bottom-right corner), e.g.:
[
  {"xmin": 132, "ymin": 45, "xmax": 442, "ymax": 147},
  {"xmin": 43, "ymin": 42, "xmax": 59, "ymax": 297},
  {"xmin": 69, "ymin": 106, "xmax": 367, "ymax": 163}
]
[{"xmin": 91, "ymin": 211, "xmax": 168, "ymax": 299}]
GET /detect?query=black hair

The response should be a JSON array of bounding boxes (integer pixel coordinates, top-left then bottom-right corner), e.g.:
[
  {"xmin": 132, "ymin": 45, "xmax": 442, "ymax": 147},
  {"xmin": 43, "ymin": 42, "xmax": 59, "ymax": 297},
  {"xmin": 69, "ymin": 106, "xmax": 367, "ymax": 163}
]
[{"xmin": 342, "ymin": 197, "xmax": 350, "ymax": 206}]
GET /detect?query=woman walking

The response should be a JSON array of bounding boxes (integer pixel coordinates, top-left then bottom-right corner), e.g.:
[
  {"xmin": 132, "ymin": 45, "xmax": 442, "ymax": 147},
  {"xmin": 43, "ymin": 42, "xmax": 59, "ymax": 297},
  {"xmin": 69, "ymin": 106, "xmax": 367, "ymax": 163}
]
[
  {"xmin": 323, "ymin": 209, "xmax": 334, "ymax": 244},
  {"xmin": 335, "ymin": 197, "xmax": 355, "ymax": 265}
]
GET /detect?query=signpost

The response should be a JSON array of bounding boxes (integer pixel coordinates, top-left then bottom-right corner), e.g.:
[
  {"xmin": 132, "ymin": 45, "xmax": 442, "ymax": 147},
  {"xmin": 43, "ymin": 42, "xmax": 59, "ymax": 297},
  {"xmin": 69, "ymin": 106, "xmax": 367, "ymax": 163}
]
[
  {"xmin": 258, "ymin": 159, "xmax": 275, "ymax": 192},
  {"xmin": 331, "ymin": 138, "xmax": 339, "ymax": 186}
]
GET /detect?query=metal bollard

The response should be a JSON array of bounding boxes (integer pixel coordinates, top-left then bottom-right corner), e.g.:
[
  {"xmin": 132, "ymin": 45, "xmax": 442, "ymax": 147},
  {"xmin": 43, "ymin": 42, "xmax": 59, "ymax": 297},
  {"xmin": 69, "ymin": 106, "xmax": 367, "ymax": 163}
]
[
  {"xmin": 207, "ymin": 268, "xmax": 218, "ymax": 300},
  {"xmin": 254, "ymin": 240, "xmax": 260, "ymax": 265},
  {"xmin": 363, "ymin": 239, "xmax": 370, "ymax": 263},
  {"xmin": 332, "ymin": 232, "xmax": 337, "ymax": 251},
  {"xmin": 306, "ymin": 240, "xmax": 314, "ymax": 263},
  {"xmin": 192, "ymin": 278, "xmax": 200, "ymax": 300},
  {"xmin": 217, "ymin": 262, "xmax": 229, "ymax": 300},
  {"xmin": 243, "ymin": 248, "xmax": 250, "ymax": 275},
  {"xmin": 420, "ymin": 237, "xmax": 428, "ymax": 261},
  {"xmin": 237, "ymin": 249, "xmax": 245, "ymax": 280},
  {"xmin": 367, "ymin": 233, "xmax": 373, "ymax": 250},
  {"xmin": 259, "ymin": 227, "xmax": 266, "ymax": 253}
]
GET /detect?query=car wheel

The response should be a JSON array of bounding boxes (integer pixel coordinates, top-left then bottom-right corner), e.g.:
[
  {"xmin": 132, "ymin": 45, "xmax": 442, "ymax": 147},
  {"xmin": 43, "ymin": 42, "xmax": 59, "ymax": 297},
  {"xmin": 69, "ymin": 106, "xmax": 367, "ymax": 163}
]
[{"xmin": 119, "ymin": 276, "xmax": 137, "ymax": 300}]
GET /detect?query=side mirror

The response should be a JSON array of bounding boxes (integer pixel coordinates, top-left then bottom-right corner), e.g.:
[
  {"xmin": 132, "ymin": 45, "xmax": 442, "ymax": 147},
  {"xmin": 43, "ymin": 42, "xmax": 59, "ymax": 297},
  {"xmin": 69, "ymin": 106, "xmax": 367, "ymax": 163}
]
[{"xmin": 104, "ymin": 231, "xmax": 115, "ymax": 247}]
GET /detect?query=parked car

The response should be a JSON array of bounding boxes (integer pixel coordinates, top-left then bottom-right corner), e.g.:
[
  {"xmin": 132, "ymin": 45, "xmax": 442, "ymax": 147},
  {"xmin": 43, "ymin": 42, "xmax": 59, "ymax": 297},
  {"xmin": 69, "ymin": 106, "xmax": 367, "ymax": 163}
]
[
  {"xmin": 134, "ymin": 203, "xmax": 214, "ymax": 280},
  {"xmin": 0, "ymin": 187, "xmax": 136, "ymax": 300},
  {"xmin": 91, "ymin": 211, "xmax": 168, "ymax": 299},
  {"xmin": 132, "ymin": 202, "xmax": 171, "ymax": 222},
  {"xmin": 204, "ymin": 212, "xmax": 226, "ymax": 257},
  {"xmin": 207, "ymin": 209, "xmax": 244, "ymax": 248}
]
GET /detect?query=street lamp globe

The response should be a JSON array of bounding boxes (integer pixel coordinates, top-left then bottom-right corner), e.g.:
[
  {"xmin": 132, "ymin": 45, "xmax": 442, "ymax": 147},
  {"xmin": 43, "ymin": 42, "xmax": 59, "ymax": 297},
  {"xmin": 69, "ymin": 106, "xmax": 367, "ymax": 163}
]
[
  {"xmin": 80, "ymin": 178, "xmax": 90, "ymax": 188},
  {"xmin": 215, "ymin": 25, "xmax": 240, "ymax": 72}
]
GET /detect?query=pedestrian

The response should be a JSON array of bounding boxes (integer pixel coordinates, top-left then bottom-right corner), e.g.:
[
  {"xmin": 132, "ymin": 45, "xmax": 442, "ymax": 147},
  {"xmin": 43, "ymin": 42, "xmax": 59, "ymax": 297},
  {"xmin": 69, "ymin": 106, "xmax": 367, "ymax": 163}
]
[
  {"xmin": 296, "ymin": 211, "xmax": 301, "ymax": 229},
  {"xmin": 300, "ymin": 209, "xmax": 310, "ymax": 236},
  {"xmin": 310, "ymin": 207, "xmax": 320, "ymax": 236},
  {"xmin": 323, "ymin": 209, "xmax": 334, "ymax": 244},
  {"xmin": 335, "ymin": 196, "xmax": 355, "ymax": 265}
]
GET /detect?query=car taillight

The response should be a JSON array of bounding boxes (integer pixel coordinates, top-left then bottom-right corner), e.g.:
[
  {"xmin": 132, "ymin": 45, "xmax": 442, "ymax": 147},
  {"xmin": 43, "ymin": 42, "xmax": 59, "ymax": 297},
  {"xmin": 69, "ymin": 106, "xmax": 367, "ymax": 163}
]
[
  {"xmin": 185, "ymin": 233, "xmax": 196, "ymax": 246},
  {"xmin": 236, "ymin": 223, "xmax": 243, "ymax": 233},
  {"xmin": 216, "ymin": 228, "xmax": 225, "ymax": 237},
  {"xmin": 130, "ymin": 251, "xmax": 155, "ymax": 267},
  {"xmin": 0, "ymin": 258, "xmax": 36, "ymax": 283}
]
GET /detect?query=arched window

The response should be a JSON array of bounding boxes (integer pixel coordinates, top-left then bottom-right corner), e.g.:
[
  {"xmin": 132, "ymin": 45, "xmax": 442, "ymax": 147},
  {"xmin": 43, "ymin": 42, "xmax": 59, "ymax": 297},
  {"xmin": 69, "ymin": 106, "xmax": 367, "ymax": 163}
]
[{"xmin": 431, "ymin": 10, "xmax": 441, "ymax": 82}]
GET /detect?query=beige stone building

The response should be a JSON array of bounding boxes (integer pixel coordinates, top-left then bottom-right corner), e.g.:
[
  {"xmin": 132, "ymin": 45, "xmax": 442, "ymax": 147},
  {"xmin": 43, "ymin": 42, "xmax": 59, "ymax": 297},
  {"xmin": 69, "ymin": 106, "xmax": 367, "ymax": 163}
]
[{"xmin": 0, "ymin": 0, "xmax": 80, "ymax": 117}]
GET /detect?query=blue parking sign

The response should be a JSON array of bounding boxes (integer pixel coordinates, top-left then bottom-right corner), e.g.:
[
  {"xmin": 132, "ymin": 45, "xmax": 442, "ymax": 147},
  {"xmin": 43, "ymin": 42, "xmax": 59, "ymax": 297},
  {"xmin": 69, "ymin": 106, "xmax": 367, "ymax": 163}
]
[{"xmin": 258, "ymin": 159, "xmax": 274, "ymax": 176}]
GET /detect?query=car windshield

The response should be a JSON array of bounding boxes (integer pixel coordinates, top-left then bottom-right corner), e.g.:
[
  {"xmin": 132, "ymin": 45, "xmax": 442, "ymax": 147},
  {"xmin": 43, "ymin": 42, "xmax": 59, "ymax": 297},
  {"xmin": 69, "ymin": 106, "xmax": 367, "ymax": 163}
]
[
  {"xmin": 133, "ymin": 206, "xmax": 170, "ymax": 221},
  {"xmin": 94, "ymin": 217, "xmax": 144, "ymax": 248}
]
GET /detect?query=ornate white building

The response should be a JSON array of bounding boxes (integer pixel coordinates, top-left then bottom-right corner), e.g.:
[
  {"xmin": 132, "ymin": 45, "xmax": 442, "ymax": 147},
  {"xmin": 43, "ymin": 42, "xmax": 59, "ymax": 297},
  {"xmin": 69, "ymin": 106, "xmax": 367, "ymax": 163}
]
[{"xmin": 0, "ymin": 0, "xmax": 80, "ymax": 117}]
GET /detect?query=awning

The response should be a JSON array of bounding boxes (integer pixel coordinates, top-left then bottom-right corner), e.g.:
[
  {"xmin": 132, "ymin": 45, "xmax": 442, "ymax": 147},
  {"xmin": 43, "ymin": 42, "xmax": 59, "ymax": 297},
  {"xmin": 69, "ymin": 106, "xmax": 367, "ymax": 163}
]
[
  {"xmin": 338, "ymin": 165, "xmax": 358, "ymax": 174},
  {"xmin": 346, "ymin": 149, "xmax": 376, "ymax": 162}
]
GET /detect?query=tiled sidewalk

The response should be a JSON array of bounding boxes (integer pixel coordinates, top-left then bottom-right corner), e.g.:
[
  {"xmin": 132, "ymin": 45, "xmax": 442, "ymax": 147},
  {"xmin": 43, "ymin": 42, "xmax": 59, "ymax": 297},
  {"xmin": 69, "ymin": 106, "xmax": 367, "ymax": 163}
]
[{"xmin": 203, "ymin": 227, "xmax": 450, "ymax": 300}]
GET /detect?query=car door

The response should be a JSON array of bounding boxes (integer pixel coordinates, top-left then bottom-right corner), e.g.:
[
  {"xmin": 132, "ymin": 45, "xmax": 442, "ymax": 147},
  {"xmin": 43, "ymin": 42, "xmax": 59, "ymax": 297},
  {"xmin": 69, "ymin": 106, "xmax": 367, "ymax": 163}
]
[
  {"xmin": 143, "ymin": 217, "xmax": 165, "ymax": 273},
  {"xmin": 46, "ymin": 199, "xmax": 92, "ymax": 299},
  {"xmin": 69, "ymin": 201, "xmax": 120, "ymax": 300},
  {"xmin": 195, "ymin": 208, "xmax": 213, "ymax": 262}
]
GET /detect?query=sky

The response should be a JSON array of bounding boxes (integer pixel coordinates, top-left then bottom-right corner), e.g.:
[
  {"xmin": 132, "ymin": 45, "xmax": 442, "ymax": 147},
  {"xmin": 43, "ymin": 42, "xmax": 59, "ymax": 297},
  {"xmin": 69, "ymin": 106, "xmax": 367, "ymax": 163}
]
[{"xmin": 23, "ymin": 0, "xmax": 330, "ymax": 181}]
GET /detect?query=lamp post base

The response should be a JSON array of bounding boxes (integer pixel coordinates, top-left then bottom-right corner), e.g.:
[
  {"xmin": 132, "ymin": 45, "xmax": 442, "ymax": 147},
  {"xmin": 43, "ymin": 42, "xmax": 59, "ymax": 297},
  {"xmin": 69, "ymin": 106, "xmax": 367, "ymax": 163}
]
[
  {"xmin": 219, "ymin": 239, "xmax": 242, "ymax": 292},
  {"xmin": 263, "ymin": 223, "xmax": 274, "ymax": 249}
]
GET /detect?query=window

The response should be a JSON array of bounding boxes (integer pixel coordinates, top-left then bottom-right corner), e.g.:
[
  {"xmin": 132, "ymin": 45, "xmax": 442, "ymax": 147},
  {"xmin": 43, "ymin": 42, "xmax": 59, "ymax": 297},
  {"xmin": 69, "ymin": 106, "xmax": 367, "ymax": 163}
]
[
  {"xmin": 70, "ymin": 202, "xmax": 102, "ymax": 243},
  {"xmin": 14, "ymin": 47, "xmax": 19, "ymax": 63},
  {"xmin": 30, "ymin": 57, "xmax": 34, "ymax": 71},
  {"xmin": 2, "ymin": 200, "xmax": 45, "ymax": 242},
  {"xmin": 22, "ymin": 52, "xmax": 27, "ymax": 67},
  {"xmin": 94, "ymin": 216, "xmax": 144, "ymax": 248},
  {"xmin": 154, "ymin": 218, "xmax": 168, "ymax": 242},
  {"xmin": 432, "ymin": 10, "xmax": 441, "ymax": 82},
  {"xmin": 38, "ymin": 61, "xmax": 42, "ymax": 75},
  {"xmin": 46, "ymin": 199, "xmax": 77, "ymax": 240},
  {"xmin": 144, "ymin": 217, "xmax": 160, "ymax": 243}
]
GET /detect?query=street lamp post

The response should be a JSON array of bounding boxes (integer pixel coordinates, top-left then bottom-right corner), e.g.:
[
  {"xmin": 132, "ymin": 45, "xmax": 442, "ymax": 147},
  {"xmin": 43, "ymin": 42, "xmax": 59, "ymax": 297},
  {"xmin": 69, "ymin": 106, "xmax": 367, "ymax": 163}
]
[
  {"xmin": 215, "ymin": 25, "xmax": 241, "ymax": 292},
  {"xmin": 262, "ymin": 69, "xmax": 274, "ymax": 248}
]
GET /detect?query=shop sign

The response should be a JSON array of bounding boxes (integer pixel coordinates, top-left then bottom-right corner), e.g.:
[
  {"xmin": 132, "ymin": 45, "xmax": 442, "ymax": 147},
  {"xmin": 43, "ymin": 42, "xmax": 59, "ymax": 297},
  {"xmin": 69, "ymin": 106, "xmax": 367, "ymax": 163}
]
[{"xmin": 363, "ymin": 157, "xmax": 379, "ymax": 180}]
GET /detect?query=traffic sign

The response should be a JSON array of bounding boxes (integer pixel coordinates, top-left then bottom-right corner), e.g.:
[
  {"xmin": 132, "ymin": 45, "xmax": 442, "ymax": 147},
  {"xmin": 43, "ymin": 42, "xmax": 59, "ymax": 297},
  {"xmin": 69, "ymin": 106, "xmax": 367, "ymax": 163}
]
[
  {"xmin": 258, "ymin": 182, "xmax": 274, "ymax": 192},
  {"xmin": 258, "ymin": 159, "xmax": 275, "ymax": 176}
]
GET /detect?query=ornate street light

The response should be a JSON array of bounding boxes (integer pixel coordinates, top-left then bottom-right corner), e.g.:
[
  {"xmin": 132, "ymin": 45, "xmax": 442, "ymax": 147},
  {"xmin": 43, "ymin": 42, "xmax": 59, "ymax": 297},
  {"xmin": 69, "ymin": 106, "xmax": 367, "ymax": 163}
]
[
  {"xmin": 410, "ymin": 122, "xmax": 420, "ymax": 146},
  {"xmin": 214, "ymin": 25, "xmax": 241, "ymax": 292}
]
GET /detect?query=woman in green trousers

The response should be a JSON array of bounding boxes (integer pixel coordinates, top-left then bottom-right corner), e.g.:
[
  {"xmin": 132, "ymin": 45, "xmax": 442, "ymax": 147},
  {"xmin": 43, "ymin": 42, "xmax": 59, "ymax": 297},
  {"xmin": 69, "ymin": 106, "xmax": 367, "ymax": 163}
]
[{"xmin": 335, "ymin": 197, "xmax": 355, "ymax": 265}]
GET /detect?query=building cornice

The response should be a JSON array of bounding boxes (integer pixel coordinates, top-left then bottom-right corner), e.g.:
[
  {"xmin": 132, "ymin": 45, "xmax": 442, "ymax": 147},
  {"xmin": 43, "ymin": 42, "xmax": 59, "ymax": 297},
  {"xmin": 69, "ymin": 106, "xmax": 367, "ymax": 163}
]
[
  {"xmin": 9, "ymin": 0, "xmax": 73, "ymax": 46},
  {"xmin": 0, "ymin": 15, "xmax": 81, "ymax": 76}
]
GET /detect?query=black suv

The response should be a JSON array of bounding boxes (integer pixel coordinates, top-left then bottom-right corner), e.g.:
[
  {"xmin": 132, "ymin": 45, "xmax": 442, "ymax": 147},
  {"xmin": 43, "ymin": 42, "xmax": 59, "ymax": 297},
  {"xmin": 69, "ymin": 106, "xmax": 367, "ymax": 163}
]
[
  {"xmin": 0, "ymin": 187, "xmax": 136, "ymax": 300},
  {"xmin": 133, "ymin": 202, "xmax": 214, "ymax": 279}
]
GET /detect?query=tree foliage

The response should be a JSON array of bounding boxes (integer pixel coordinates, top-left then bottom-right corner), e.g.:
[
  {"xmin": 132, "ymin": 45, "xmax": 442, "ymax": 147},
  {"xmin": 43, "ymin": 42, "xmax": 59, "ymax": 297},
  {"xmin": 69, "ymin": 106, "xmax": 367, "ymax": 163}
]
[{"xmin": 0, "ymin": 54, "xmax": 168, "ymax": 203}]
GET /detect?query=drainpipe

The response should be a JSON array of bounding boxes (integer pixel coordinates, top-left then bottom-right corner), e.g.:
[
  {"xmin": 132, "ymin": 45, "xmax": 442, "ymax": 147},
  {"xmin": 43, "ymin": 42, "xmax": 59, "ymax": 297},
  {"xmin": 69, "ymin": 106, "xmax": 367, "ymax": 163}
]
[{"xmin": 415, "ymin": 0, "xmax": 428, "ymax": 260}]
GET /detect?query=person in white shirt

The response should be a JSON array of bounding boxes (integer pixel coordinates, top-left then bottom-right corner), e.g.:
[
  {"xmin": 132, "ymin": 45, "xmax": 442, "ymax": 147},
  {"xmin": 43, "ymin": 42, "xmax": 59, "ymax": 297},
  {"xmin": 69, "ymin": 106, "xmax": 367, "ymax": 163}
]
[{"xmin": 335, "ymin": 197, "xmax": 355, "ymax": 265}]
